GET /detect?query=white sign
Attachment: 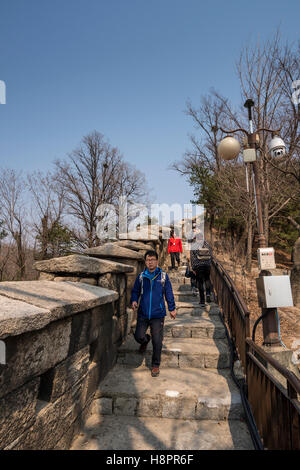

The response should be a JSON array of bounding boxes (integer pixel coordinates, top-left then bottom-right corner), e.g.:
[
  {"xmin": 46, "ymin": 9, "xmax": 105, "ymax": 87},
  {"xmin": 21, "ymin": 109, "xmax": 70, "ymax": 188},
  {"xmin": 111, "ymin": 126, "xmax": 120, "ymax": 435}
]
[{"xmin": 257, "ymin": 247, "xmax": 276, "ymax": 270}]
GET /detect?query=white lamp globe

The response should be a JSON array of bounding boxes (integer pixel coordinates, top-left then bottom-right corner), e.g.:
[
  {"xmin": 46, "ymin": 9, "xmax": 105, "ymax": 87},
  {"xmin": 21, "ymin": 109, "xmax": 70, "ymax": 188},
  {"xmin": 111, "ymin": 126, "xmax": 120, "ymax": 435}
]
[{"xmin": 218, "ymin": 136, "xmax": 241, "ymax": 161}]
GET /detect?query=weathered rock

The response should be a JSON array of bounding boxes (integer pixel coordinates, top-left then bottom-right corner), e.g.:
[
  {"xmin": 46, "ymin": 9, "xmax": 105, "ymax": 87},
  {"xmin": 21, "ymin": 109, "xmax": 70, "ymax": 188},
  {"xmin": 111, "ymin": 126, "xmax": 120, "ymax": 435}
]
[
  {"xmin": 79, "ymin": 278, "xmax": 98, "ymax": 286},
  {"xmin": 38, "ymin": 347, "xmax": 90, "ymax": 402},
  {"xmin": 0, "ymin": 378, "xmax": 40, "ymax": 449},
  {"xmin": 0, "ymin": 296, "xmax": 51, "ymax": 339},
  {"xmin": 39, "ymin": 273, "xmax": 55, "ymax": 280},
  {"xmin": 54, "ymin": 276, "xmax": 81, "ymax": 282},
  {"xmin": 84, "ymin": 244, "xmax": 144, "ymax": 260},
  {"xmin": 111, "ymin": 240, "xmax": 154, "ymax": 252},
  {"xmin": 0, "ymin": 318, "xmax": 72, "ymax": 398},
  {"xmin": 0, "ymin": 281, "xmax": 118, "ymax": 336},
  {"xmin": 6, "ymin": 375, "xmax": 89, "ymax": 450},
  {"xmin": 34, "ymin": 254, "xmax": 134, "ymax": 275}
]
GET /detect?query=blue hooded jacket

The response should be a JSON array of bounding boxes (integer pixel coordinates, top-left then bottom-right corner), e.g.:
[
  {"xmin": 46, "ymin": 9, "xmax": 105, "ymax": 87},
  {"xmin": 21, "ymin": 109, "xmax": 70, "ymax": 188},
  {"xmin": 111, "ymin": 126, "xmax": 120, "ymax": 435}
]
[{"xmin": 130, "ymin": 267, "xmax": 175, "ymax": 319}]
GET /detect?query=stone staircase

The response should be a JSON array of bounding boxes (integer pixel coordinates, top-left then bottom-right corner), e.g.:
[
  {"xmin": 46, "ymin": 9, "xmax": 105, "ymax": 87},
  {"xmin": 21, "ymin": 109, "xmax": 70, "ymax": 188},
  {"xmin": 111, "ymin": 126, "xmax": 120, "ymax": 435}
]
[{"xmin": 71, "ymin": 251, "xmax": 254, "ymax": 450}]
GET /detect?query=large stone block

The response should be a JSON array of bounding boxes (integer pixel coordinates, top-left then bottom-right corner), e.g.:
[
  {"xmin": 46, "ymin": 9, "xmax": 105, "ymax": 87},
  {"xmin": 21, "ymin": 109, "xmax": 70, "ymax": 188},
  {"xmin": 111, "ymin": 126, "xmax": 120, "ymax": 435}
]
[
  {"xmin": 34, "ymin": 254, "xmax": 134, "ymax": 275},
  {"xmin": 114, "ymin": 397, "xmax": 137, "ymax": 416},
  {"xmin": 161, "ymin": 397, "xmax": 196, "ymax": 420},
  {"xmin": 38, "ymin": 347, "xmax": 90, "ymax": 402},
  {"xmin": 68, "ymin": 303, "xmax": 115, "ymax": 356},
  {"xmin": 0, "ymin": 377, "xmax": 40, "ymax": 449},
  {"xmin": 137, "ymin": 398, "xmax": 161, "ymax": 417},
  {"xmin": 89, "ymin": 397, "xmax": 113, "ymax": 416},
  {"xmin": 0, "ymin": 318, "xmax": 72, "ymax": 398},
  {"xmin": 84, "ymin": 244, "xmax": 144, "ymax": 261},
  {"xmin": 6, "ymin": 375, "xmax": 89, "ymax": 450},
  {"xmin": 0, "ymin": 281, "xmax": 119, "ymax": 337}
]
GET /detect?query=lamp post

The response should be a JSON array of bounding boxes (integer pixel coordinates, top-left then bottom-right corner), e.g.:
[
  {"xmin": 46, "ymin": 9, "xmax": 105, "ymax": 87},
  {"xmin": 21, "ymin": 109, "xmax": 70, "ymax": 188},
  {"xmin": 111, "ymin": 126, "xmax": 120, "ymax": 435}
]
[{"xmin": 217, "ymin": 99, "xmax": 285, "ymax": 347}]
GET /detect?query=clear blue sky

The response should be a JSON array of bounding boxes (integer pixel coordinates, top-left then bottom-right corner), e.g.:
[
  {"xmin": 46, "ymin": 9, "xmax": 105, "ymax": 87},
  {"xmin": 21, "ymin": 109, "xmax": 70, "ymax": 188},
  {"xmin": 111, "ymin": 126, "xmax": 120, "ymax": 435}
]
[{"xmin": 0, "ymin": 0, "xmax": 299, "ymax": 210}]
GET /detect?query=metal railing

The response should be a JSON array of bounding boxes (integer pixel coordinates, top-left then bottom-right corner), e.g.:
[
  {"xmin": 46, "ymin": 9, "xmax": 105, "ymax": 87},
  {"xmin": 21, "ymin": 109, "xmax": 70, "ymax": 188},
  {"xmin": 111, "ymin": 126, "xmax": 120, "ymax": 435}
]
[
  {"xmin": 210, "ymin": 257, "xmax": 250, "ymax": 368},
  {"xmin": 210, "ymin": 256, "xmax": 300, "ymax": 450}
]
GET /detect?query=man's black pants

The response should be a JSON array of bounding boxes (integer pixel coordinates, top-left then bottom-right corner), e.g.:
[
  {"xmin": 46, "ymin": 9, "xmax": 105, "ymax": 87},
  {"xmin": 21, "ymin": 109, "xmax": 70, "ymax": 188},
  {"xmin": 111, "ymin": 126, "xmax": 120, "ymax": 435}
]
[
  {"xmin": 170, "ymin": 251, "xmax": 180, "ymax": 268},
  {"xmin": 134, "ymin": 317, "xmax": 164, "ymax": 367},
  {"xmin": 194, "ymin": 266, "xmax": 211, "ymax": 303}
]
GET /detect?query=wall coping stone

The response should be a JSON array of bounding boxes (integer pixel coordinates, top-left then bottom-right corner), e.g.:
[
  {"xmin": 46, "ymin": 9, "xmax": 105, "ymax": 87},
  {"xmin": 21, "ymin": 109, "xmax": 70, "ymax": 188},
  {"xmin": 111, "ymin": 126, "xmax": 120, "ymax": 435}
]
[
  {"xmin": 33, "ymin": 254, "xmax": 134, "ymax": 274},
  {"xmin": 83, "ymin": 244, "xmax": 144, "ymax": 260},
  {"xmin": 0, "ymin": 280, "xmax": 118, "ymax": 339},
  {"xmin": 111, "ymin": 240, "xmax": 154, "ymax": 252}
]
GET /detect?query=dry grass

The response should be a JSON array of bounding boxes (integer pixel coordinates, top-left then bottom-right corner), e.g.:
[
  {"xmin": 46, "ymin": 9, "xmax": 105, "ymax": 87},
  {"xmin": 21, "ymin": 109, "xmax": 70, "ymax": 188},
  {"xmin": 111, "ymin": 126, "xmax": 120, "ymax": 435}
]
[{"xmin": 214, "ymin": 242, "xmax": 300, "ymax": 367}]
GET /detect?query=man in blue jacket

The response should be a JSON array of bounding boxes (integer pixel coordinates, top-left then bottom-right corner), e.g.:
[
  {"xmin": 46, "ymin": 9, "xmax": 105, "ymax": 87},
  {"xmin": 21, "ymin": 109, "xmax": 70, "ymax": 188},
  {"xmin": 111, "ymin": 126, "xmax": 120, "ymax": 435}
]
[{"xmin": 131, "ymin": 250, "xmax": 176, "ymax": 377}]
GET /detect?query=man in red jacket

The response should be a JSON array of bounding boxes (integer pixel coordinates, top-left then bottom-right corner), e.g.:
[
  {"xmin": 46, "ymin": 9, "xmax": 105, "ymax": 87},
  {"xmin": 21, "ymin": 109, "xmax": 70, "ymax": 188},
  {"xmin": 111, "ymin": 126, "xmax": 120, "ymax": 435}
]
[{"xmin": 168, "ymin": 229, "xmax": 183, "ymax": 270}]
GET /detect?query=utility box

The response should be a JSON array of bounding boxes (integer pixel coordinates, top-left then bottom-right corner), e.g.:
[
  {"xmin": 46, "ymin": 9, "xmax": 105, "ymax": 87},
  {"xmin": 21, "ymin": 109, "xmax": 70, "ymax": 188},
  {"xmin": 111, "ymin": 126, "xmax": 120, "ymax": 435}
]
[
  {"xmin": 257, "ymin": 247, "xmax": 276, "ymax": 270},
  {"xmin": 243, "ymin": 148, "xmax": 256, "ymax": 162},
  {"xmin": 256, "ymin": 276, "xmax": 294, "ymax": 308}
]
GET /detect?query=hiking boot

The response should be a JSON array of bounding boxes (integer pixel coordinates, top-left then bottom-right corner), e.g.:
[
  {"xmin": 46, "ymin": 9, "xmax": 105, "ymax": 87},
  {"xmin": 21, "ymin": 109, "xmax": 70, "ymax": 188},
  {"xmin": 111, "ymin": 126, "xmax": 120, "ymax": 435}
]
[
  {"xmin": 139, "ymin": 335, "xmax": 150, "ymax": 353},
  {"xmin": 199, "ymin": 302, "xmax": 206, "ymax": 308},
  {"xmin": 206, "ymin": 294, "xmax": 211, "ymax": 303},
  {"xmin": 151, "ymin": 367, "xmax": 160, "ymax": 377}
]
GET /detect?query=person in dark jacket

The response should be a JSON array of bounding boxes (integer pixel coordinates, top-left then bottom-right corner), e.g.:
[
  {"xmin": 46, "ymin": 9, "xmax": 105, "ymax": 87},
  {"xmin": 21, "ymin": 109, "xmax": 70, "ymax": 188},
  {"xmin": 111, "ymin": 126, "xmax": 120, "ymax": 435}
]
[
  {"xmin": 167, "ymin": 229, "xmax": 183, "ymax": 270},
  {"xmin": 131, "ymin": 250, "xmax": 176, "ymax": 377},
  {"xmin": 187, "ymin": 233, "xmax": 212, "ymax": 307}
]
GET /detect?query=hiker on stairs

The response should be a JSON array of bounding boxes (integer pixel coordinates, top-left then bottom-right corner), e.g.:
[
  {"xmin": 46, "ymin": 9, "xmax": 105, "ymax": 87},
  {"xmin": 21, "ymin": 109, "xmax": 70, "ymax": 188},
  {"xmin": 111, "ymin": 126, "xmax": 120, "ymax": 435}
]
[
  {"xmin": 167, "ymin": 229, "xmax": 183, "ymax": 270},
  {"xmin": 131, "ymin": 250, "xmax": 176, "ymax": 378},
  {"xmin": 187, "ymin": 233, "xmax": 213, "ymax": 307}
]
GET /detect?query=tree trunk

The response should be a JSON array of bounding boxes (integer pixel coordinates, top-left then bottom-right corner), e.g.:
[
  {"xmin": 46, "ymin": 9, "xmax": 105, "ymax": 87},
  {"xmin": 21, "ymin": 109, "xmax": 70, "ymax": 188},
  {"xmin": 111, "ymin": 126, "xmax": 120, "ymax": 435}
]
[
  {"xmin": 13, "ymin": 230, "xmax": 26, "ymax": 280},
  {"xmin": 246, "ymin": 220, "xmax": 253, "ymax": 272},
  {"xmin": 290, "ymin": 237, "xmax": 300, "ymax": 307}
]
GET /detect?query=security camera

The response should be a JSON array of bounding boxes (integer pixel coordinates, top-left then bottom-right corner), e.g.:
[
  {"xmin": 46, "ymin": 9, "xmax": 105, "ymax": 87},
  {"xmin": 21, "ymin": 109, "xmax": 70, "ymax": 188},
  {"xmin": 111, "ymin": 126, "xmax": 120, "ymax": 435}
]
[{"xmin": 268, "ymin": 136, "xmax": 286, "ymax": 158}]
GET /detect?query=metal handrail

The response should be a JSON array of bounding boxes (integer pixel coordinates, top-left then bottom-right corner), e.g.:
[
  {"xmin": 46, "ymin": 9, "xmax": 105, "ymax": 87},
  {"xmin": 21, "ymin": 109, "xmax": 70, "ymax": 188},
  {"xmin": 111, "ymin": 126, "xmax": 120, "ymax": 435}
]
[
  {"xmin": 210, "ymin": 254, "xmax": 300, "ymax": 449},
  {"xmin": 246, "ymin": 339, "xmax": 300, "ymax": 395}
]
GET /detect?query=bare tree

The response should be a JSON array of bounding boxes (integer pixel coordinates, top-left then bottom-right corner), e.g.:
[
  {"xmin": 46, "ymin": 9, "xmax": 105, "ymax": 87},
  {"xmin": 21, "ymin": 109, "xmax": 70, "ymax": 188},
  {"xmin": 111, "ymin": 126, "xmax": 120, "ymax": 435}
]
[
  {"xmin": 236, "ymin": 31, "xmax": 299, "ymax": 245},
  {"xmin": 0, "ymin": 169, "xmax": 28, "ymax": 279},
  {"xmin": 54, "ymin": 131, "xmax": 148, "ymax": 248},
  {"xmin": 27, "ymin": 170, "xmax": 68, "ymax": 259}
]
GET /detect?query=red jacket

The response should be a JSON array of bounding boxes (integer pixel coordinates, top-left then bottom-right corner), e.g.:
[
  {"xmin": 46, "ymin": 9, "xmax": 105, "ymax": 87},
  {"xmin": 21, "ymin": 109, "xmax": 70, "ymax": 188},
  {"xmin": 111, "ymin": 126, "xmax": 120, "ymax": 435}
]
[{"xmin": 168, "ymin": 237, "xmax": 183, "ymax": 253}]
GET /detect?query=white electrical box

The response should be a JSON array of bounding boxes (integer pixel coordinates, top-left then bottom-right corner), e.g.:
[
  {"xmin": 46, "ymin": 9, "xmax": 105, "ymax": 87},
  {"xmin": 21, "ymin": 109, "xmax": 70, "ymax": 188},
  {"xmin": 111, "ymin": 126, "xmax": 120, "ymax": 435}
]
[
  {"xmin": 256, "ymin": 276, "xmax": 294, "ymax": 308},
  {"xmin": 257, "ymin": 247, "xmax": 276, "ymax": 270},
  {"xmin": 243, "ymin": 148, "xmax": 256, "ymax": 162}
]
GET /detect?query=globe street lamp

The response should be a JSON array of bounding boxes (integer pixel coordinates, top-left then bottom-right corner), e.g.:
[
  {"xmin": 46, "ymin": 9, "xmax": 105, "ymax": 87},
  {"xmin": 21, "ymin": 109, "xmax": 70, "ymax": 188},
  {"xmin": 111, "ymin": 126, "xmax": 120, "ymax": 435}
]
[{"xmin": 217, "ymin": 99, "xmax": 293, "ymax": 347}]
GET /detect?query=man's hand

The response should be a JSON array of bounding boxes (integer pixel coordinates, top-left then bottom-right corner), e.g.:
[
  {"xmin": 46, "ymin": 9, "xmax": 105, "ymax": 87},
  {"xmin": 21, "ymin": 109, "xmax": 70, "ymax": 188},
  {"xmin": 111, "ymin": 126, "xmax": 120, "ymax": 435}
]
[
  {"xmin": 169, "ymin": 310, "xmax": 176, "ymax": 319},
  {"xmin": 132, "ymin": 301, "xmax": 138, "ymax": 310}
]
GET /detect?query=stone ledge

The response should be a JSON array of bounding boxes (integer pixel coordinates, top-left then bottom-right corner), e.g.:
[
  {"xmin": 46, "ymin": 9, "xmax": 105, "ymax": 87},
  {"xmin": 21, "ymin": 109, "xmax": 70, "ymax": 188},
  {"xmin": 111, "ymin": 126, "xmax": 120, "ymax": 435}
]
[
  {"xmin": 111, "ymin": 240, "xmax": 154, "ymax": 252},
  {"xmin": 33, "ymin": 254, "xmax": 134, "ymax": 275},
  {"xmin": 0, "ymin": 281, "xmax": 118, "ymax": 339},
  {"xmin": 83, "ymin": 244, "xmax": 144, "ymax": 260}
]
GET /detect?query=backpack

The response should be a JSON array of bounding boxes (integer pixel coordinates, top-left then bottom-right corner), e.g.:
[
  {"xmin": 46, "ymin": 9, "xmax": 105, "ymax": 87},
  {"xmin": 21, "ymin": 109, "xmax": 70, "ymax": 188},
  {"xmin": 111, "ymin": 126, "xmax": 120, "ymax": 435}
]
[{"xmin": 196, "ymin": 247, "xmax": 211, "ymax": 261}]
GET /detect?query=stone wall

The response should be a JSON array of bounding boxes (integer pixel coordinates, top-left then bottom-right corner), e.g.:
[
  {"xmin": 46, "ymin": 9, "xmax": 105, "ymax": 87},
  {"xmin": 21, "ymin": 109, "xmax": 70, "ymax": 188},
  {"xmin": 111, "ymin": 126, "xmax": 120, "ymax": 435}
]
[{"xmin": 0, "ymin": 234, "xmax": 169, "ymax": 450}]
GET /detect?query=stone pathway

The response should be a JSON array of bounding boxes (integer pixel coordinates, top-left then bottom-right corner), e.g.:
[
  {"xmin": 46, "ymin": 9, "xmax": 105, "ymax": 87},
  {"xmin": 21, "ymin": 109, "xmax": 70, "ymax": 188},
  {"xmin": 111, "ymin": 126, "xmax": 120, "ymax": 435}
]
[{"xmin": 71, "ymin": 250, "xmax": 254, "ymax": 450}]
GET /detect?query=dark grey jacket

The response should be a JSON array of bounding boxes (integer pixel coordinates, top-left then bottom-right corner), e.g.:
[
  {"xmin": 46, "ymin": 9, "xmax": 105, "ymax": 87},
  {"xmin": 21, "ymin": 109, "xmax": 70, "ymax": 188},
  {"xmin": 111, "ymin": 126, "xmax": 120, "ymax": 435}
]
[{"xmin": 190, "ymin": 241, "xmax": 212, "ymax": 269}]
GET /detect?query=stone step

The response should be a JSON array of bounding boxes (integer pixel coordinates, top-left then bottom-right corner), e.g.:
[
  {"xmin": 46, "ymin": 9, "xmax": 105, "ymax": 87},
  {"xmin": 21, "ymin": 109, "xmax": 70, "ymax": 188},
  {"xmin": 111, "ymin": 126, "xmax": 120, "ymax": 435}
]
[
  {"xmin": 173, "ymin": 291, "xmax": 199, "ymax": 302},
  {"xmin": 117, "ymin": 335, "xmax": 230, "ymax": 369},
  {"xmin": 176, "ymin": 301, "xmax": 220, "ymax": 316},
  {"xmin": 173, "ymin": 284, "xmax": 193, "ymax": 292},
  {"xmin": 70, "ymin": 415, "xmax": 254, "ymax": 450},
  {"xmin": 164, "ymin": 315, "xmax": 226, "ymax": 339},
  {"xmin": 91, "ymin": 364, "xmax": 243, "ymax": 421}
]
